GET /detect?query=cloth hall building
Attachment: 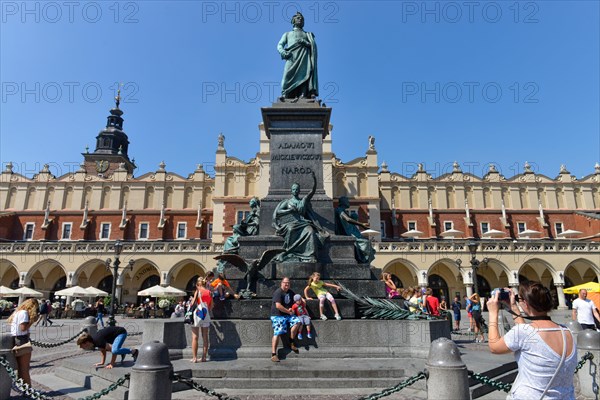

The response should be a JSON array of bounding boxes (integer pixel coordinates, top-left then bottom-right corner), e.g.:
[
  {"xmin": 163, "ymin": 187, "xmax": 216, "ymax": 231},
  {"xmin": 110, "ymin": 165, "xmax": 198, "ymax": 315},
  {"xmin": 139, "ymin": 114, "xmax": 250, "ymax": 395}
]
[{"xmin": 1, "ymin": 101, "xmax": 599, "ymax": 309}]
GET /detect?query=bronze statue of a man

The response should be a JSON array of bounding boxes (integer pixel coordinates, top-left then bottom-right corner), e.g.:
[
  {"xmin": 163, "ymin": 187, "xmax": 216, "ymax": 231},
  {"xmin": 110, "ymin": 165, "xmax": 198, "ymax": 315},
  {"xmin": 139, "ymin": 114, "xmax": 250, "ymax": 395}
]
[{"xmin": 277, "ymin": 12, "xmax": 318, "ymax": 100}]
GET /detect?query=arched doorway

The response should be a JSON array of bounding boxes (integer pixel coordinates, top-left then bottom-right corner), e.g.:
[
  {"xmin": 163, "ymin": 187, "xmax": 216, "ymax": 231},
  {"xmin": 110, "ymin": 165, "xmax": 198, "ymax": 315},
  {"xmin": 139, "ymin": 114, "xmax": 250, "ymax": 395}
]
[
  {"xmin": 475, "ymin": 275, "xmax": 491, "ymax": 298},
  {"xmin": 428, "ymin": 274, "xmax": 448, "ymax": 299},
  {"xmin": 186, "ymin": 275, "xmax": 200, "ymax": 297},
  {"xmin": 390, "ymin": 274, "xmax": 403, "ymax": 289},
  {"xmin": 50, "ymin": 276, "xmax": 66, "ymax": 300},
  {"xmin": 98, "ymin": 276, "xmax": 113, "ymax": 301}
]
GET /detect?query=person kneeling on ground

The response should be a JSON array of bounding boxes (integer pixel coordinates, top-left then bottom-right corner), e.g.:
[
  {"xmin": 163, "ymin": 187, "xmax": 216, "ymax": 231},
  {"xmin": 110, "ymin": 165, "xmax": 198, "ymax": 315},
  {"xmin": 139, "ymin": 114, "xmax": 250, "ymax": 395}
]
[{"xmin": 77, "ymin": 326, "xmax": 139, "ymax": 369}]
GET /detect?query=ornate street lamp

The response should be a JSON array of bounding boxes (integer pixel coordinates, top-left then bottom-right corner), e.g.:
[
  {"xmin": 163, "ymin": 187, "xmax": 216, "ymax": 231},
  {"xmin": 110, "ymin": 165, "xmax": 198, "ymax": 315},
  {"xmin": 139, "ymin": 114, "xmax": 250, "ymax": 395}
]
[
  {"xmin": 467, "ymin": 241, "xmax": 488, "ymax": 295},
  {"xmin": 106, "ymin": 240, "xmax": 134, "ymax": 327}
]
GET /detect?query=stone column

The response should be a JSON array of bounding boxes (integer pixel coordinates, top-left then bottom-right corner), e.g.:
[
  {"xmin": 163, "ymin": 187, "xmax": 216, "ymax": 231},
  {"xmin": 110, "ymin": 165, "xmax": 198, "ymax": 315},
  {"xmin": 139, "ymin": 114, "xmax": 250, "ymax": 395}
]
[
  {"xmin": 129, "ymin": 341, "xmax": 173, "ymax": 400},
  {"xmin": 0, "ymin": 333, "xmax": 17, "ymax": 400},
  {"xmin": 80, "ymin": 316, "xmax": 98, "ymax": 337},
  {"xmin": 576, "ymin": 330, "xmax": 600, "ymax": 399},
  {"xmin": 554, "ymin": 283, "xmax": 567, "ymax": 310},
  {"xmin": 465, "ymin": 284, "xmax": 473, "ymax": 297},
  {"xmin": 426, "ymin": 338, "xmax": 470, "ymax": 400}
]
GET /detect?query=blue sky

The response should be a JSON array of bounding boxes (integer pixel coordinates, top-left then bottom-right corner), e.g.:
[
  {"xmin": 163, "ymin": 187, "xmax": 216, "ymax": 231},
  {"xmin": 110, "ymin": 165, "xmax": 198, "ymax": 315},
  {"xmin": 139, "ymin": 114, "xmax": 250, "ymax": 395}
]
[{"xmin": 1, "ymin": 1, "xmax": 599, "ymax": 180}]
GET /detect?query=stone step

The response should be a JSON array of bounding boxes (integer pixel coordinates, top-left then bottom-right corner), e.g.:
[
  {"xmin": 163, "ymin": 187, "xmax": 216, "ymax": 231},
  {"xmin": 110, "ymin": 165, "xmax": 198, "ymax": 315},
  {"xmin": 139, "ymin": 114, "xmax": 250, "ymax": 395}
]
[
  {"xmin": 54, "ymin": 365, "xmax": 129, "ymax": 398},
  {"xmin": 226, "ymin": 278, "xmax": 386, "ymax": 299},
  {"xmin": 188, "ymin": 376, "xmax": 416, "ymax": 390},
  {"xmin": 211, "ymin": 298, "xmax": 357, "ymax": 319},
  {"xmin": 33, "ymin": 373, "xmax": 108, "ymax": 400},
  {"xmin": 180, "ymin": 358, "xmax": 408, "ymax": 379},
  {"xmin": 172, "ymin": 387, "xmax": 427, "ymax": 400}
]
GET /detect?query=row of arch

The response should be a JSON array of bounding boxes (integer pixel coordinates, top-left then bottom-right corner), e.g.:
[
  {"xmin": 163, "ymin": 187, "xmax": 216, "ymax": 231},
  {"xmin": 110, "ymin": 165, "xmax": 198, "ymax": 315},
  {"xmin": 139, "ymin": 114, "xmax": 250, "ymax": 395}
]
[
  {"xmin": 0, "ymin": 258, "xmax": 211, "ymax": 305},
  {"xmin": 382, "ymin": 257, "xmax": 599, "ymax": 301},
  {"xmin": 2, "ymin": 257, "xmax": 597, "ymax": 305}
]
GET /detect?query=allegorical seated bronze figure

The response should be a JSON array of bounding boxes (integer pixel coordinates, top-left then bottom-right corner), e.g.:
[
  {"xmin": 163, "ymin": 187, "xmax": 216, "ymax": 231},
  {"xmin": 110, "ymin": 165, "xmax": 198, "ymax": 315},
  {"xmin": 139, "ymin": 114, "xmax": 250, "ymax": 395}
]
[
  {"xmin": 334, "ymin": 196, "xmax": 375, "ymax": 264},
  {"xmin": 273, "ymin": 171, "xmax": 328, "ymax": 263}
]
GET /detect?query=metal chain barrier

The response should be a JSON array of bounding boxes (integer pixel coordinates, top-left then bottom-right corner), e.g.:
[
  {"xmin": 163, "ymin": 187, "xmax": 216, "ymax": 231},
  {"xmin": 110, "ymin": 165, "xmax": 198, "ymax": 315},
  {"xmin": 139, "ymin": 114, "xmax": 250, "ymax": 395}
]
[
  {"xmin": 357, "ymin": 370, "xmax": 427, "ymax": 400},
  {"xmin": 172, "ymin": 372, "xmax": 240, "ymax": 400},
  {"xmin": 0, "ymin": 355, "xmax": 51, "ymax": 399},
  {"xmin": 128, "ymin": 331, "xmax": 143, "ymax": 336},
  {"xmin": 1, "ymin": 354, "xmax": 130, "ymax": 400},
  {"xmin": 468, "ymin": 369, "xmax": 512, "ymax": 393},
  {"xmin": 575, "ymin": 352, "xmax": 594, "ymax": 373},
  {"xmin": 469, "ymin": 352, "xmax": 595, "ymax": 394},
  {"xmin": 31, "ymin": 328, "xmax": 87, "ymax": 348}
]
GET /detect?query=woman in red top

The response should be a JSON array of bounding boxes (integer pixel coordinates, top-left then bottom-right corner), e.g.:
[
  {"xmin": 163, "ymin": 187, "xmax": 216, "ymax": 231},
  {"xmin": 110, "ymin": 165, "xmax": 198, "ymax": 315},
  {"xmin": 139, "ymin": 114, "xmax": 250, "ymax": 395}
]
[
  {"xmin": 189, "ymin": 276, "xmax": 213, "ymax": 362},
  {"xmin": 425, "ymin": 288, "xmax": 440, "ymax": 317}
]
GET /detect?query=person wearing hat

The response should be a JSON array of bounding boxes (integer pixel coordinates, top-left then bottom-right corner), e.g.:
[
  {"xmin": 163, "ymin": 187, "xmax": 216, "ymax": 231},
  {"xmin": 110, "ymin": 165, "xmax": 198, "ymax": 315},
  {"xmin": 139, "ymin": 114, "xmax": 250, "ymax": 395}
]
[{"xmin": 292, "ymin": 294, "xmax": 312, "ymax": 340}]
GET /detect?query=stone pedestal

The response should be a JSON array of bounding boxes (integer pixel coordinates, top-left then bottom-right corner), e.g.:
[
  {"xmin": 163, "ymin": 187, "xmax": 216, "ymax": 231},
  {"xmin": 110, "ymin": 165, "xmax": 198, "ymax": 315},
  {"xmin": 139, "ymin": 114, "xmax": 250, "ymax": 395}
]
[{"xmin": 259, "ymin": 101, "xmax": 333, "ymax": 240}]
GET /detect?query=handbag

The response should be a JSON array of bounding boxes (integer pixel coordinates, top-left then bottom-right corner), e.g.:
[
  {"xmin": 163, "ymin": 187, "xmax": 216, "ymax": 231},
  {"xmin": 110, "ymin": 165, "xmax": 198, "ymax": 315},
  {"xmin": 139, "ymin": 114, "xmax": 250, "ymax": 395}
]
[
  {"xmin": 12, "ymin": 341, "xmax": 33, "ymax": 357},
  {"xmin": 184, "ymin": 302, "xmax": 196, "ymax": 325}
]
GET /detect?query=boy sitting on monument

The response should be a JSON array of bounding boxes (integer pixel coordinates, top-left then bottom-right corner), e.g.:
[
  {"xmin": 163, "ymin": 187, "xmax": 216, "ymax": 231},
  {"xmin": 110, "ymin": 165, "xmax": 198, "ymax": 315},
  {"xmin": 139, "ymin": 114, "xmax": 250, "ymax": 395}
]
[{"xmin": 292, "ymin": 294, "xmax": 312, "ymax": 340}]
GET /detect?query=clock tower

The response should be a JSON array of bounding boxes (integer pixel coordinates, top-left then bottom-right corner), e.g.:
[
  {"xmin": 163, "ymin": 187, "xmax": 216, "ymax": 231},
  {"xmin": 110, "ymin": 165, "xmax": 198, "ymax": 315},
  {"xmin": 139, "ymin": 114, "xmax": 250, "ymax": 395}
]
[{"xmin": 82, "ymin": 90, "xmax": 136, "ymax": 177}]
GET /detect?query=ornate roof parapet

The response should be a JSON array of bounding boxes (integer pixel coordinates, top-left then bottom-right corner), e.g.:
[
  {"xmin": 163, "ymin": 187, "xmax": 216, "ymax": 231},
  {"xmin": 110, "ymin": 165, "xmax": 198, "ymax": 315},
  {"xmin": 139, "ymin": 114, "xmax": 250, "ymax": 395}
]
[
  {"xmin": 413, "ymin": 163, "xmax": 432, "ymax": 182},
  {"xmin": 483, "ymin": 163, "xmax": 505, "ymax": 182},
  {"xmin": 556, "ymin": 163, "xmax": 576, "ymax": 182},
  {"xmin": 4, "ymin": 162, "xmax": 13, "ymax": 174},
  {"xmin": 35, "ymin": 164, "xmax": 55, "ymax": 182}
]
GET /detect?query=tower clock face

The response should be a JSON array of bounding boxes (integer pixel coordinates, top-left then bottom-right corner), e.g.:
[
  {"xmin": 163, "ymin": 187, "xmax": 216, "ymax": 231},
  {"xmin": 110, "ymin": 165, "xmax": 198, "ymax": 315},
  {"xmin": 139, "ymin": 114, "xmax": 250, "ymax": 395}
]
[{"xmin": 96, "ymin": 160, "xmax": 109, "ymax": 173}]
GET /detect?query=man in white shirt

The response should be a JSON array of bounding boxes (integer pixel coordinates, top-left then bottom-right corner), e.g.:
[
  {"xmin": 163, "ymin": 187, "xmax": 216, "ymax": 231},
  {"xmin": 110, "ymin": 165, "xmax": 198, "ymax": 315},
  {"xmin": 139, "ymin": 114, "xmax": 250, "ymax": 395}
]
[{"xmin": 572, "ymin": 289, "xmax": 600, "ymax": 330}]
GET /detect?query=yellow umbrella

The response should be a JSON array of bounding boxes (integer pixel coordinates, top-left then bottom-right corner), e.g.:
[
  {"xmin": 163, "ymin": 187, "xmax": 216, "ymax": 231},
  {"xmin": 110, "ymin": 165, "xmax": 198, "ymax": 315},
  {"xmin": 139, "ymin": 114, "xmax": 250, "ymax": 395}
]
[{"xmin": 563, "ymin": 282, "xmax": 600, "ymax": 295}]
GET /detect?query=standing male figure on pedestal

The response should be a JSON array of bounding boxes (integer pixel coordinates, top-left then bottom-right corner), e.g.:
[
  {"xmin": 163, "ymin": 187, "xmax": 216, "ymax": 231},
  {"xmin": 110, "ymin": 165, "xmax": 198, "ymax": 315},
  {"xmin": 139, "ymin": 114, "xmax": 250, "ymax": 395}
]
[{"xmin": 278, "ymin": 12, "xmax": 318, "ymax": 100}]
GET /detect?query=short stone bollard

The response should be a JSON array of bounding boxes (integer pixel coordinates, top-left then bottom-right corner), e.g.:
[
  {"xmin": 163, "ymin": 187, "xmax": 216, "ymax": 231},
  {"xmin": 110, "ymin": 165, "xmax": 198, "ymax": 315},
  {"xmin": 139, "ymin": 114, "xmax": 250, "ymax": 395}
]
[
  {"xmin": 0, "ymin": 333, "xmax": 17, "ymax": 400},
  {"xmin": 576, "ymin": 329, "xmax": 600, "ymax": 399},
  {"xmin": 128, "ymin": 341, "xmax": 173, "ymax": 400},
  {"xmin": 81, "ymin": 316, "xmax": 98, "ymax": 337},
  {"xmin": 566, "ymin": 320, "xmax": 583, "ymax": 339},
  {"xmin": 426, "ymin": 337, "xmax": 470, "ymax": 400}
]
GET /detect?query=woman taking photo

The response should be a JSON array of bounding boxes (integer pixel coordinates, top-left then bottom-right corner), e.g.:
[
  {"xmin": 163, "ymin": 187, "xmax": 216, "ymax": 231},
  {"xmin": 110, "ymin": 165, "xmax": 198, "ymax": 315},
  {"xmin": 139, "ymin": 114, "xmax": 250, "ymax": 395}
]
[
  {"xmin": 7, "ymin": 298, "xmax": 39, "ymax": 385},
  {"xmin": 188, "ymin": 276, "xmax": 213, "ymax": 363},
  {"xmin": 488, "ymin": 281, "xmax": 576, "ymax": 399}
]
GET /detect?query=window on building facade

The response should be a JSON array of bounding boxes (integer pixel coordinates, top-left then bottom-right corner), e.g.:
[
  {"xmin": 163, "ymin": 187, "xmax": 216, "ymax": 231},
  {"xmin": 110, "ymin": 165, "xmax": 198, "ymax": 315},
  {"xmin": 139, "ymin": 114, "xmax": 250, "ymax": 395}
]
[
  {"xmin": 23, "ymin": 223, "xmax": 35, "ymax": 240},
  {"xmin": 237, "ymin": 211, "xmax": 250, "ymax": 224},
  {"xmin": 100, "ymin": 223, "xmax": 111, "ymax": 240},
  {"xmin": 61, "ymin": 223, "xmax": 72, "ymax": 240},
  {"xmin": 139, "ymin": 223, "xmax": 149, "ymax": 240},
  {"xmin": 554, "ymin": 222, "xmax": 563, "ymax": 236},
  {"xmin": 480, "ymin": 222, "xmax": 489, "ymax": 234},
  {"xmin": 380, "ymin": 221, "xmax": 386, "ymax": 239},
  {"xmin": 517, "ymin": 222, "xmax": 526, "ymax": 233},
  {"xmin": 177, "ymin": 222, "xmax": 187, "ymax": 239},
  {"xmin": 444, "ymin": 221, "xmax": 453, "ymax": 231},
  {"xmin": 408, "ymin": 221, "xmax": 417, "ymax": 231},
  {"xmin": 208, "ymin": 223, "xmax": 213, "ymax": 239}
]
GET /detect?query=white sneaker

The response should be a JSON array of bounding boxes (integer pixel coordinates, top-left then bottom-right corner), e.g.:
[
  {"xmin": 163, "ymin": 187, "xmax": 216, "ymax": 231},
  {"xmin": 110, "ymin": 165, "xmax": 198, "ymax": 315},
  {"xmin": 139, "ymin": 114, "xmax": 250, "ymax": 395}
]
[
  {"xmin": 335, "ymin": 314, "xmax": 342, "ymax": 321},
  {"xmin": 320, "ymin": 315, "xmax": 327, "ymax": 320}
]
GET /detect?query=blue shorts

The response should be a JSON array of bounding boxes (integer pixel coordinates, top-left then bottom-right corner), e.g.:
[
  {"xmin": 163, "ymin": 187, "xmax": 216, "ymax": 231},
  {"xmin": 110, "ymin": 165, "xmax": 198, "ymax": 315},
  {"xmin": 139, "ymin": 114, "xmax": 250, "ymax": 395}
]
[
  {"xmin": 270, "ymin": 315, "xmax": 301, "ymax": 336},
  {"xmin": 454, "ymin": 312, "xmax": 461, "ymax": 321}
]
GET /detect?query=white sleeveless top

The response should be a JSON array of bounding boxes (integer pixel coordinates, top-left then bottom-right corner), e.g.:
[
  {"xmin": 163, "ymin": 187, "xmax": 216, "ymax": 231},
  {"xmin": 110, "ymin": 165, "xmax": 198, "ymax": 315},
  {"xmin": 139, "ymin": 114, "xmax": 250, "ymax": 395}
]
[{"xmin": 504, "ymin": 324, "xmax": 576, "ymax": 399}]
